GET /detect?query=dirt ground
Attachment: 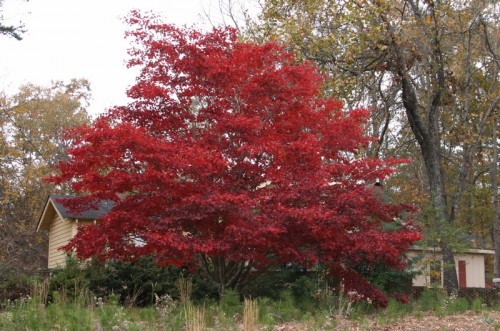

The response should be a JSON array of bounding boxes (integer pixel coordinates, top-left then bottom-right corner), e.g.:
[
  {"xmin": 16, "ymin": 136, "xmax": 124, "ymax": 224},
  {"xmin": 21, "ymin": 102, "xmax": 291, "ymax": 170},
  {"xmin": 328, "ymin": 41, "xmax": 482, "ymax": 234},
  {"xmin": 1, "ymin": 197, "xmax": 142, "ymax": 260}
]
[{"xmin": 272, "ymin": 311, "xmax": 500, "ymax": 330}]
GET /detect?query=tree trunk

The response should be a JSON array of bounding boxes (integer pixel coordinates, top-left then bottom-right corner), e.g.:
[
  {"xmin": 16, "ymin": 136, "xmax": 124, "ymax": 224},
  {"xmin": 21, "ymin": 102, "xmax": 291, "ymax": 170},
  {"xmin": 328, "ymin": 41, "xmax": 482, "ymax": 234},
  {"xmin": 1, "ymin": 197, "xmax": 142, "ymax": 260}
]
[
  {"xmin": 493, "ymin": 118, "xmax": 499, "ymax": 286},
  {"xmin": 198, "ymin": 254, "xmax": 253, "ymax": 298},
  {"xmin": 399, "ymin": 69, "xmax": 459, "ymax": 292},
  {"xmin": 426, "ymin": 151, "xmax": 459, "ymax": 292}
]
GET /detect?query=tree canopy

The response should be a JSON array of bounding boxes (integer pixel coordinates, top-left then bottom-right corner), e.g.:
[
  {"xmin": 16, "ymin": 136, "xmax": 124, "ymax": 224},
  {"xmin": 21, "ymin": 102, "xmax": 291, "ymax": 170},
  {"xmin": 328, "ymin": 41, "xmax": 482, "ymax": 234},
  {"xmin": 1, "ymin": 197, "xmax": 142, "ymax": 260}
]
[
  {"xmin": 0, "ymin": 0, "xmax": 25, "ymax": 40},
  {"xmin": 0, "ymin": 80, "xmax": 90, "ymax": 278},
  {"xmin": 257, "ymin": 0, "xmax": 499, "ymax": 292},
  {"xmin": 51, "ymin": 12, "xmax": 422, "ymax": 305}
]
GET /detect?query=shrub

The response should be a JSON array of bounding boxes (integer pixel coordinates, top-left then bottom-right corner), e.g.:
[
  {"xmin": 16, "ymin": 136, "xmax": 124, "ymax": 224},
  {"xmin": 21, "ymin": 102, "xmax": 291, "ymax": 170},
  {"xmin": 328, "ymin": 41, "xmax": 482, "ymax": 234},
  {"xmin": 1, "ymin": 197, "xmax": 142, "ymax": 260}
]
[
  {"xmin": 48, "ymin": 256, "xmax": 90, "ymax": 302},
  {"xmin": 85, "ymin": 257, "xmax": 185, "ymax": 306},
  {"xmin": 448, "ymin": 297, "xmax": 469, "ymax": 314},
  {"xmin": 355, "ymin": 260, "xmax": 415, "ymax": 298},
  {"xmin": 0, "ymin": 271, "xmax": 32, "ymax": 303},
  {"xmin": 241, "ymin": 264, "xmax": 325, "ymax": 303},
  {"xmin": 418, "ymin": 288, "xmax": 447, "ymax": 311},
  {"xmin": 240, "ymin": 269, "xmax": 298, "ymax": 300},
  {"xmin": 220, "ymin": 289, "xmax": 242, "ymax": 318},
  {"xmin": 273, "ymin": 289, "xmax": 298, "ymax": 322},
  {"xmin": 290, "ymin": 274, "xmax": 319, "ymax": 310},
  {"xmin": 48, "ymin": 256, "xmax": 207, "ymax": 306},
  {"xmin": 471, "ymin": 297, "xmax": 484, "ymax": 312},
  {"xmin": 376, "ymin": 298, "xmax": 414, "ymax": 323}
]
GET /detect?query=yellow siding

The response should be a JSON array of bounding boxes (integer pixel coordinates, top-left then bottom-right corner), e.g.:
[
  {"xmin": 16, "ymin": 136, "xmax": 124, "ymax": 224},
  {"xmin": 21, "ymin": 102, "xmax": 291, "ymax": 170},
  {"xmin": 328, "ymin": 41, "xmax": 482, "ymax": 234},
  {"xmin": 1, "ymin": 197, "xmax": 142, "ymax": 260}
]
[{"xmin": 48, "ymin": 215, "xmax": 74, "ymax": 268}]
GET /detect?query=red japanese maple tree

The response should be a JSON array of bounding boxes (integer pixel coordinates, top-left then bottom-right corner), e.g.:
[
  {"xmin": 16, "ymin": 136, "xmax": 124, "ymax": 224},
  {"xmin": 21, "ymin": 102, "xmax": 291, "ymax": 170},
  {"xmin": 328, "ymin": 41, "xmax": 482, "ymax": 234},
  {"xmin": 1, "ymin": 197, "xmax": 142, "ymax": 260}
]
[{"xmin": 51, "ymin": 11, "xmax": 421, "ymax": 305}]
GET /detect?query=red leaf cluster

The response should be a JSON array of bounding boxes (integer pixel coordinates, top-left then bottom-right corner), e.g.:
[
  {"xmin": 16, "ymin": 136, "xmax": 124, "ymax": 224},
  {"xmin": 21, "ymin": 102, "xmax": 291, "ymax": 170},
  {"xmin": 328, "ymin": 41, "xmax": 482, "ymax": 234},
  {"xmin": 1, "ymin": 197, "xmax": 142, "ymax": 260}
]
[{"xmin": 50, "ymin": 12, "xmax": 422, "ymax": 305}]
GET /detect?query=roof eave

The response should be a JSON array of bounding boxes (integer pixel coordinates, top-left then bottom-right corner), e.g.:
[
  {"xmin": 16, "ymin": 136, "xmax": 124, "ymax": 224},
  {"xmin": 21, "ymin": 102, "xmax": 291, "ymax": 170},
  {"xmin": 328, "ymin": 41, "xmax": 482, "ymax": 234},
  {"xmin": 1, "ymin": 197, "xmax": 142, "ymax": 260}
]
[
  {"xmin": 36, "ymin": 196, "xmax": 65, "ymax": 232},
  {"xmin": 410, "ymin": 246, "xmax": 495, "ymax": 255}
]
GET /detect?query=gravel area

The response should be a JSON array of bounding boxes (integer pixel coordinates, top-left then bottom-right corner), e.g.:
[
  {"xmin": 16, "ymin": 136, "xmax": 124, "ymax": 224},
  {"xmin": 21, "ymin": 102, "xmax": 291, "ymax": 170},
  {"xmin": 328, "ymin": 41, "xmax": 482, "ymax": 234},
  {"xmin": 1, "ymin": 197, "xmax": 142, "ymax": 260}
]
[{"xmin": 270, "ymin": 311, "xmax": 500, "ymax": 330}]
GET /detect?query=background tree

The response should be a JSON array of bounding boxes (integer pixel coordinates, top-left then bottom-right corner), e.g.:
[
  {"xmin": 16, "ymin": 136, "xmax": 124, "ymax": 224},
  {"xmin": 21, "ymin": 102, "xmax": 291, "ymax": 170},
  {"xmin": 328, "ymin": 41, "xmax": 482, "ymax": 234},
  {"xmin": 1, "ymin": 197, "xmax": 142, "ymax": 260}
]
[
  {"xmin": 257, "ymin": 0, "xmax": 499, "ymax": 293},
  {"xmin": 493, "ymin": 117, "xmax": 499, "ymax": 284},
  {"xmin": 51, "ymin": 12, "xmax": 421, "ymax": 305},
  {"xmin": 0, "ymin": 0, "xmax": 25, "ymax": 40},
  {"xmin": 0, "ymin": 80, "xmax": 90, "ymax": 280}
]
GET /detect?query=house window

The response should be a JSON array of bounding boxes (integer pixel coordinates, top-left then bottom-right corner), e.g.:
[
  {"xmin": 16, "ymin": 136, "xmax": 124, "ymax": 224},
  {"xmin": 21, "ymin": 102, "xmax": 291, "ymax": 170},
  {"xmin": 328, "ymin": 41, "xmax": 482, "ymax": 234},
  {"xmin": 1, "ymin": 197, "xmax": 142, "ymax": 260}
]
[{"xmin": 429, "ymin": 260, "xmax": 442, "ymax": 286}]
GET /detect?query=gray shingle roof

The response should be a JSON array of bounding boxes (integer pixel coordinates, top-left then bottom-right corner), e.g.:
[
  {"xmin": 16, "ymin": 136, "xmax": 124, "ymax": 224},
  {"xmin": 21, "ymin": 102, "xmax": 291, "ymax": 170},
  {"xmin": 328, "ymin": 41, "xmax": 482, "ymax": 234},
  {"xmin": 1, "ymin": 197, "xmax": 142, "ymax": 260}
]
[{"xmin": 50, "ymin": 195, "xmax": 114, "ymax": 220}]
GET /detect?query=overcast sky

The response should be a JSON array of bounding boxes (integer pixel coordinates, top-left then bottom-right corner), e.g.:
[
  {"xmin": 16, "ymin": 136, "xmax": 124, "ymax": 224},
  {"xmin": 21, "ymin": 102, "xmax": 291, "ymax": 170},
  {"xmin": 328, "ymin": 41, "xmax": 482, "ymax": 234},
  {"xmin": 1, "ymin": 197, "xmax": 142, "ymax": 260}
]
[{"xmin": 1, "ymin": 0, "xmax": 254, "ymax": 116}]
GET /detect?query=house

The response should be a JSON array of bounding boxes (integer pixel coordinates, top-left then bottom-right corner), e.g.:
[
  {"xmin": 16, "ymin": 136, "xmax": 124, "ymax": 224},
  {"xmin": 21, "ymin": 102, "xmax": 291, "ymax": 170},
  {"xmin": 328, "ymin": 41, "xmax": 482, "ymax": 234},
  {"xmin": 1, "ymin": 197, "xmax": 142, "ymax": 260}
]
[
  {"xmin": 408, "ymin": 246, "xmax": 495, "ymax": 288},
  {"xmin": 36, "ymin": 195, "xmax": 114, "ymax": 268},
  {"xmin": 37, "ymin": 196, "xmax": 495, "ymax": 288}
]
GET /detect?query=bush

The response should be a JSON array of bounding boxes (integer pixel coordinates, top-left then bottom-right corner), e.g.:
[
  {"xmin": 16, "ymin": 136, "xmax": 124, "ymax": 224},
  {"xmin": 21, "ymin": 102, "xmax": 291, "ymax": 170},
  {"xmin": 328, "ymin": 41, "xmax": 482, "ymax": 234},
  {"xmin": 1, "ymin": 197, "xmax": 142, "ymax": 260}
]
[
  {"xmin": 290, "ymin": 274, "xmax": 319, "ymax": 310},
  {"xmin": 85, "ymin": 257, "xmax": 185, "ymax": 306},
  {"xmin": 418, "ymin": 288, "xmax": 447, "ymax": 311},
  {"xmin": 49, "ymin": 256, "xmax": 90, "ymax": 302},
  {"xmin": 241, "ymin": 264, "xmax": 325, "ymax": 302},
  {"xmin": 273, "ymin": 289, "xmax": 298, "ymax": 322},
  {"xmin": 470, "ymin": 297, "xmax": 484, "ymax": 312},
  {"xmin": 240, "ymin": 269, "xmax": 299, "ymax": 300},
  {"xmin": 448, "ymin": 297, "xmax": 469, "ymax": 314},
  {"xmin": 220, "ymin": 289, "xmax": 242, "ymax": 317},
  {"xmin": 48, "ymin": 256, "xmax": 210, "ymax": 306},
  {"xmin": 0, "ymin": 271, "xmax": 32, "ymax": 303},
  {"xmin": 355, "ymin": 261, "xmax": 415, "ymax": 297}
]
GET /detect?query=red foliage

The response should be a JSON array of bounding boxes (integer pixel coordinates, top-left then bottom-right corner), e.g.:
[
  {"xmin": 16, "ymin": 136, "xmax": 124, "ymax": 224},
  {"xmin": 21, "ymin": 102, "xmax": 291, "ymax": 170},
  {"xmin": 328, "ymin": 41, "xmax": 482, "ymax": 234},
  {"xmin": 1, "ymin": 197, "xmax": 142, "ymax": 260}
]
[
  {"xmin": 333, "ymin": 266, "xmax": 389, "ymax": 307},
  {"xmin": 393, "ymin": 293, "xmax": 411, "ymax": 305},
  {"xmin": 50, "ymin": 12, "xmax": 422, "ymax": 304}
]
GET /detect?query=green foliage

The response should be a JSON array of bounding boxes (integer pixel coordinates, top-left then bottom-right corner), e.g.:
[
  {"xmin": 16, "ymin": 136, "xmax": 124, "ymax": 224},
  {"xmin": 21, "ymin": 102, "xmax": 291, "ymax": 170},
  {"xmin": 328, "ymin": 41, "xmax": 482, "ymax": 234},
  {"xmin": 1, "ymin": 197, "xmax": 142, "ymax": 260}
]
[
  {"xmin": 273, "ymin": 289, "xmax": 298, "ymax": 322},
  {"xmin": 355, "ymin": 260, "xmax": 415, "ymax": 296},
  {"xmin": 256, "ymin": 297, "xmax": 275, "ymax": 326},
  {"xmin": 189, "ymin": 274, "xmax": 219, "ymax": 302},
  {"xmin": 471, "ymin": 297, "xmax": 484, "ymax": 312},
  {"xmin": 386, "ymin": 298, "xmax": 409, "ymax": 317},
  {"xmin": 418, "ymin": 288, "xmax": 448, "ymax": 312},
  {"xmin": 0, "ymin": 271, "xmax": 31, "ymax": 302},
  {"xmin": 49, "ymin": 256, "xmax": 90, "ymax": 302},
  {"xmin": 1, "ymin": 278, "xmax": 499, "ymax": 329},
  {"xmin": 241, "ymin": 271, "xmax": 282, "ymax": 300},
  {"xmin": 376, "ymin": 298, "xmax": 414, "ymax": 325},
  {"xmin": 349, "ymin": 301, "xmax": 377, "ymax": 320},
  {"xmin": 242, "ymin": 265, "xmax": 322, "ymax": 302},
  {"xmin": 290, "ymin": 274, "xmax": 319, "ymax": 310},
  {"xmin": 448, "ymin": 298, "xmax": 470, "ymax": 314},
  {"xmin": 48, "ymin": 256, "xmax": 200, "ymax": 306},
  {"xmin": 220, "ymin": 289, "xmax": 242, "ymax": 318},
  {"xmin": 417, "ymin": 202, "xmax": 470, "ymax": 253},
  {"xmin": 85, "ymin": 257, "xmax": 185, "ymax": 306}
]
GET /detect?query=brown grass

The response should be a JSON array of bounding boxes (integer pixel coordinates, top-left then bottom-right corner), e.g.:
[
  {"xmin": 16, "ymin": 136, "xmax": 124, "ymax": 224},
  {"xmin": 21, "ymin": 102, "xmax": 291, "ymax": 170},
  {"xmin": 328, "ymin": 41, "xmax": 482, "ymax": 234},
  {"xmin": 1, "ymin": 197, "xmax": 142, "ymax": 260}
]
[{"xmin": 243, "ymin": 298, "xmax": 259, "ymax": 331}]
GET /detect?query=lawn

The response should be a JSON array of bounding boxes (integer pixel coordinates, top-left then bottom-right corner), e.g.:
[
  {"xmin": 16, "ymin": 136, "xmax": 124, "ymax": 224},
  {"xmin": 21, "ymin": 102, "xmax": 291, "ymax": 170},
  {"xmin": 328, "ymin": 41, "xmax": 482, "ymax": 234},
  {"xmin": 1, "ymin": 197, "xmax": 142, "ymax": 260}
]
[{"xmin": 1, "ymin": 286, "xmax": 500, "ymax": 330}]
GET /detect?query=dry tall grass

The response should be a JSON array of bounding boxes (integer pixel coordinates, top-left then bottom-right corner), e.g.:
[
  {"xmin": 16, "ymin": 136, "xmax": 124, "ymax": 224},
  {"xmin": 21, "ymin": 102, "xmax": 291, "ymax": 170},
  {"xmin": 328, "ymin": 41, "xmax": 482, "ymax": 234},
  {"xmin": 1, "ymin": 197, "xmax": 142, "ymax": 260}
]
[
  {"xmin": 184, "ymin": 302, "xmax": 205, "ymax": 331},
  {"xmin": 243, "ymin": 298, "xmax": 259, "ymax": 331},
  {"xmin": 176, "ymin": 276, "xmax": 192, "ymax": 303}
]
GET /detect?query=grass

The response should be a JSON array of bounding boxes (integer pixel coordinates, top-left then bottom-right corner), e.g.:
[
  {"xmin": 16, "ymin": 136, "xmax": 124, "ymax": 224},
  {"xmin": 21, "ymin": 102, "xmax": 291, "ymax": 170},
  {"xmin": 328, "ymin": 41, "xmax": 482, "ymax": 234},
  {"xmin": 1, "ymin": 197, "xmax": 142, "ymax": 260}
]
[
  {"xmin": 0, "ymin": 285, "xmax": 498, "ymax": 330},
  {"xmin": 243, "ymin": 298, "xmax": 259, "ymax": 331}
]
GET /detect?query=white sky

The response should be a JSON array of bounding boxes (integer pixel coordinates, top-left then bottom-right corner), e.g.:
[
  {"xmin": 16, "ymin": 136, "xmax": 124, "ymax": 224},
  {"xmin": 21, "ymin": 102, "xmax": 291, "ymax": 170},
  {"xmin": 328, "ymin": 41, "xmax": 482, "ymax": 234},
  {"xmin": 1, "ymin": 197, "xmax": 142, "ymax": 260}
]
[{"xmin": 0, "ymin": 0, "xmax": 254, "ymax": 116}]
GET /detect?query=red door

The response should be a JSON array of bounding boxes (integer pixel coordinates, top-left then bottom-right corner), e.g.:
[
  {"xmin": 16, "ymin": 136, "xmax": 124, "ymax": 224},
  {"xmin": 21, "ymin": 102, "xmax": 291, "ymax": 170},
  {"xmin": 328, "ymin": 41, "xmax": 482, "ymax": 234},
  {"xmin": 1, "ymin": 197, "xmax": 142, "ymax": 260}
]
[{"xmin": 458, "ymin": 260, "xmax": 467, "ymax": 288}]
